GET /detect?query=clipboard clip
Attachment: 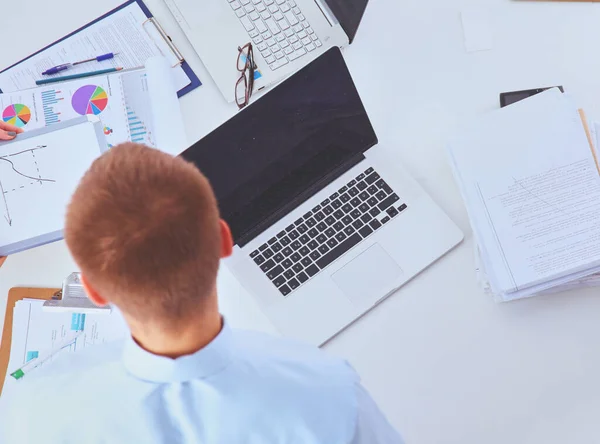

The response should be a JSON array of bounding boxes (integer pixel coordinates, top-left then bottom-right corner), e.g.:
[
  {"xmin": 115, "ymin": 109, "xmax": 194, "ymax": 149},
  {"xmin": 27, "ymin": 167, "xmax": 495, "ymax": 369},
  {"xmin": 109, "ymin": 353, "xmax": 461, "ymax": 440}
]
[
  {"xmin": 143, "ymin": 18, "xmax": 185, "ymax": 68},
  {"xmin": 43, "ymin": 272, "xmax": 111, "ymax": 314}
]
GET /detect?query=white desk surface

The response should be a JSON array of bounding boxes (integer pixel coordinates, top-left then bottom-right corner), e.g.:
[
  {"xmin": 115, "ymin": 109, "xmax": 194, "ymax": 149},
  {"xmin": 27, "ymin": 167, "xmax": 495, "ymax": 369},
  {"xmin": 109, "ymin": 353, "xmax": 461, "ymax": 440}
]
[{"xmin": 3, "ymin": 0, "xmax": 600, "ymax": 442}]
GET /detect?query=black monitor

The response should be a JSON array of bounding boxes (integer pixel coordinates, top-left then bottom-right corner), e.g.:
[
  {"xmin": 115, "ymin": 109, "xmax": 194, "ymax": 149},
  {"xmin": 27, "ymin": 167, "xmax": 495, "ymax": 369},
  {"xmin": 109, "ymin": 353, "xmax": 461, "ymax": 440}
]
[
  {"xmin": 180, "ymin": 48, "xmax": 377, "ymax": 245},
  {"xmin": 324, "ymin": 0, "xmax": 369, "ymax": 43}
]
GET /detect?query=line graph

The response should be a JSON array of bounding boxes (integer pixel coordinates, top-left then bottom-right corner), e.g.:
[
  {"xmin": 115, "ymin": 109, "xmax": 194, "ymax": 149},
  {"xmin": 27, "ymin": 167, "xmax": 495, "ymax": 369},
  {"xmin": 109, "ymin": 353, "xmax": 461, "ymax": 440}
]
[{"xmin": 0, "ymin": 145, "xmax": 55, "ymax": 226}]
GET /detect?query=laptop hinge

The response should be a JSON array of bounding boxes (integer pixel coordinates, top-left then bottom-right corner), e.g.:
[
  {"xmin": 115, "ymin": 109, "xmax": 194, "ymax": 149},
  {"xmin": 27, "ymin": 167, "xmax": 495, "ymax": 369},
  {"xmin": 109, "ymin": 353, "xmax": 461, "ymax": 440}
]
[{"xmin": 236, "ymin": 152, "xmax": 366, "ymax": 247}]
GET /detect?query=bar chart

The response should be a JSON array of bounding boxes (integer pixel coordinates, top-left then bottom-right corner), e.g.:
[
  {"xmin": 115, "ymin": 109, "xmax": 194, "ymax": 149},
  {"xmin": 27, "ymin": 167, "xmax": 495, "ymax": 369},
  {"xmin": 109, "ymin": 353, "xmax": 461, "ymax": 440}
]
[
  {"xmin": 41, "ymin": 89, "xmax": 64, "ymax": 126},
  {"xmin": 127, "ymin": 106, "xmax": 152, "ymax": 145}
]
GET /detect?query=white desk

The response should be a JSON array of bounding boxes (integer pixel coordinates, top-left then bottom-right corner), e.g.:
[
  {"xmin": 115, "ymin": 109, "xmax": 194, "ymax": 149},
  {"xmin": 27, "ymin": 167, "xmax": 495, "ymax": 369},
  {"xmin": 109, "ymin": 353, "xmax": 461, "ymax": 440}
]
[{"xmin": 3, "ymin": 0, "xmax": 600, "ymax": 442}]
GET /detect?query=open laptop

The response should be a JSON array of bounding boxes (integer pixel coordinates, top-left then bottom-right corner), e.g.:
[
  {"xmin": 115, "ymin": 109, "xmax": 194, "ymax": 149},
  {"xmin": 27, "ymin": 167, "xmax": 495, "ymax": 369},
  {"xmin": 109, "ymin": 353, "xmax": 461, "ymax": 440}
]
[
  {"xmin": 181, "ymin": 48, "xmax": 463, "ymax": 345},
  {"xmin": 164, "ymin": 0, "xmax": 369, "ymax": 102}
]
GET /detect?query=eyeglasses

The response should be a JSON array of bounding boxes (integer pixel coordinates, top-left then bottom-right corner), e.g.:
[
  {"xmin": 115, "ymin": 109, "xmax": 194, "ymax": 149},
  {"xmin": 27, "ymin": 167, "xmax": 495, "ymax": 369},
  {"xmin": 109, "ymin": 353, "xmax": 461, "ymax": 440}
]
[{"xmin": 235, "ymin": 43, "xmax": 257, "ymax": 110}]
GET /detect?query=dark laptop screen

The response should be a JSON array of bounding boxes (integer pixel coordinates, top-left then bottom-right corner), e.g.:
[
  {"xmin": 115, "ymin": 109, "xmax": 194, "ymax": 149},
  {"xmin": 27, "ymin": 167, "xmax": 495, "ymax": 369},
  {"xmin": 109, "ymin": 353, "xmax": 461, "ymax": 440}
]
[
  {"xmin": 180, "ymin": 48, "xmax": 377, "ymax": 244},
  {"xmin": 324, "ymin": 0, "xmax": 369, "ymax": 43}
]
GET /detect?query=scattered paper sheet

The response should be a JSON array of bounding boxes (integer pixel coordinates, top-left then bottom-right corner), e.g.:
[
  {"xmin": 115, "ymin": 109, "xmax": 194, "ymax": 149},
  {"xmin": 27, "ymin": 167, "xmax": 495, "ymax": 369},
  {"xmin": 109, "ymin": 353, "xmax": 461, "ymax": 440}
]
[{"xmin": 461, "ymin": 9, "xmax": 493, "ymax": 53}]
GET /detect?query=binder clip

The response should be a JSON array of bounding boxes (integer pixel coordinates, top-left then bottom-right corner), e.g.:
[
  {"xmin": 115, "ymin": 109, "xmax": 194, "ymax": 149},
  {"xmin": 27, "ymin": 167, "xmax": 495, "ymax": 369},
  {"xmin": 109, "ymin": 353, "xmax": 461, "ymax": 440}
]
[{"xmin": 43, "ymin": 272, "xmax": 111, "ymax": 314}]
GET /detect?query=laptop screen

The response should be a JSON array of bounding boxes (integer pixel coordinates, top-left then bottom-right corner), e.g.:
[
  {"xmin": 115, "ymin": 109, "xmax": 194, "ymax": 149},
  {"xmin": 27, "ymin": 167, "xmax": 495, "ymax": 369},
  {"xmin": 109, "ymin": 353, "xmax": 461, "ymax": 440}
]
[
  {"xmin": 324, "ymin": 0, "xmax": 369, "ymax": 43},
  {"xmin": 180, "ymin": 48, "xmax": 377, "ymax": 244}
]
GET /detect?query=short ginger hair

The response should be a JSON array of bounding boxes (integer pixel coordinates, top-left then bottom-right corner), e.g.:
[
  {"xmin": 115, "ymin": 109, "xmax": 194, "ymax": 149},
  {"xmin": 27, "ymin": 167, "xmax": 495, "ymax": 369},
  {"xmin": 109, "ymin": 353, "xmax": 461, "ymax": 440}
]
[{"xmin": 65, "ymin": 143, "xmax": 222, "ymax": 323}]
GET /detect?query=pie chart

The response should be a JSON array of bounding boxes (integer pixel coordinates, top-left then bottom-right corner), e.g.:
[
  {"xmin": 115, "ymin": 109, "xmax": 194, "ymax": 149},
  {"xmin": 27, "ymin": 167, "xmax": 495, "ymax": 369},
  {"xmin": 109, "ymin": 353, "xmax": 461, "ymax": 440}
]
[
  {"xmin": 71, "ymin": 85, "xmax": 108, "ymax": 116},
  {"xmin": 2, "ymin": 104, "xmax": 31, "ymax": 128}
]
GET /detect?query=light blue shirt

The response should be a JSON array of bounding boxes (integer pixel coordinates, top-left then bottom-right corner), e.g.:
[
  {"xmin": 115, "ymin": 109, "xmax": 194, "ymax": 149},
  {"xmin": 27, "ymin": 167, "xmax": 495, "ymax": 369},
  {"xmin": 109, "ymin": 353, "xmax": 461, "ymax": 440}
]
[{"xmin": 0, "ymin": 320, "xmax": 403, "ymax": 444}]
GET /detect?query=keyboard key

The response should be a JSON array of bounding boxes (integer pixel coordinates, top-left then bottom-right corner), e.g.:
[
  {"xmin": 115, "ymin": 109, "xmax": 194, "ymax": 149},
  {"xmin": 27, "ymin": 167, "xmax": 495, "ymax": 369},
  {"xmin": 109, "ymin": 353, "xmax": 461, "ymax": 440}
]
[
  {"xmin": 307, "ymin": 26, "xmax": 314, "ymax": 34},
  {"xmin": 342, "ymin": 203, "xmax": 353, "ymax": 213},
  {"xmin": 266, "ymin": 37, "xmax": 277, "ymax": 46},
  {"xmin": 280, "ymin": 2, "xmax": 290, "ymax": 12},
  {"xmin": 311, "ymin": 33, "xmax": 318, "ymax": 41},
  {"xmin": 273, "ymin": 11, "xmax": 284, "ymax": 20},
  {"xmin": 280, "ymin": 236, "xmax": 291, "ymax": 246},
  {"xmin": 284, "ymin": 28, "xmax": 294, "ymax": 37},
  {"xmin": 282, "ymin": 258, "xmax": 293, "ymax": 268},
  {"xmin": 292, "ymin": 6, "xmax": 301, "ymax": 14},
  {"xmin": 309, "ymin": 251, "xmax": 321, "ymax": 260},
  {"xmin": 292, "ymin": 263, "xmax": 303, "ymax": 273},
  {"xmin": 352, "ymin": 219, "xmax": 363, "ymax": 229},
  {"xmin": 360, "ymin": 213, "xmax": 372, "ymax": 224},
  {"xmin": 367, "ymin": 197, "xmax": 378, "ymax": 207},
  {"xmin": 245, "ymin": 4, "xmax": 255, "ymax": 12},
  {"xmin": 338, "ymin": 186, "xmax": 348, "ymax": 194},
  {"xmin": 335, "ymin": 232, "xmax": 347, "ymax": 242},
  {"xmin": 340, "ymin": 194, "xmax": 350, "ymax": 203},
  {"xmin": 316, "ymin": 222, "xmax": 327, "ymax": 232},
  {"xmin": 256, "ymin": 2, "xmax": 266, "ymax": 11},
  {"xmin": 240, "ymin": 16, "xmax": 255, "ymax": 31},
  {"xmin": 279, "ymin": 284, "xmax": 291, "ymax": 296},
  {"xmin": 284, "ymin": 10, "xmax": 298, "ymax": 25},
  {"xmin": 321, "ymin": 198, "xmax": 331, "ymax": 206},
  {"xmin": 316, "ymin": 234, "xmax": 327, "ymax": 243},
  {"xmin": 273, "ymin": 253, "xmax": 284, "ymax": 262},
  {"xmin": 284, "ymin": 269, "xmax": 295, "ymax": 279},
  {"xmin": 289, "ymin": 230, "xmax": 299, "ymax": 240},
  {"xmin": 265, "ymin": 55, "xmax": 276, "ymax": 64},
  {"xmin": 288, "ymin": 278, "xmax": 300, "ymax": 290},
  {"xmin": 286, "ymin": 224, "xmax": 295, "ymax": 232},
  {"xmin": 333, "ymin": 210, "xmax": 344, "ymax": 219},
  {"xmin": 291, "ymin": 240, "xmax": 301, "ymax": 250},
  {"xmin": 305, "ymin": 264, "xmax": 319, "ymax": 277},
  {"xmin": 322, "ymin": 205, "xmax": 333, "ymax": 215},
  {"xmin": 315, "ymin": 39, "xmax": 322, "ymax": 47},
  {"xmin": 340, "ymin": 212, "xmax": 352, "ymax": 223},
  {"xmin": 250, "ymin": 28, "xmax": 260, "ymax": 38},
  {"xmin": 270, "ymin": 57, "xmax": 288, "ymax": 70},
  {"xmin": 273, "ymin": 275, "xmax": 286, "ymax": 287},
  {"xmin": 277, "ymin": 230, "xmax": 287, "ymax": 238},
  {"xmin": 282, "ymin": 246, "xmax": 293, "ymax": 257},
  {"xmin": 308, "ymin": 228, "xmax": 319, "ymax": 238},
  {"xmin": 369, "ymin": 207, "xmax": 381, "ymax": 217},
  {"xmin": 298, "ymin": 14, "xmax": 305, "ymax": 21},
  {"xmin": 259, "ymin": 243, "xmax": 269, "ymax": 251},
  {"xmin": 305, "ymin": 43, "xmax": 316, "ymax": 52},
  {"xmin": 365, "ymin": 172, "xmax": 380, "ymax": 185},
  {"xmin": 308, "ymin": 240, "xmax": 318, "ymax": 249},
  {"xmin": 375, "ymin": 190, "xmax": 387, "ymax": 201},
  {"xmin": 280, "ymin": 39, "xmax": 290, "ymax": 48},
  {"xmin": 344, "ymin": 226, "xmax": 355, "ymax": 236},
  {"xmin": 317, "ymin": 233, "xmax": 362, "ymax": 269},
  {"xmin": 377, "ymin": 180, "xmax": 393, "ymax": 194},
  {"xmin": 365, "ymin": 167, "xmax": 374, "ymax": 175},
  {"xmin": 327, "ymin": 238, "xmax": 338, "ymax": 248},
  {"xmin": 267, "ymin": 265, "xmax": 283, "ymax": 280},
  {"xmin": 325, "ymin": 227, "xmax": 335, "ymax": 237},
  {"xmin": 302, "ymin": 20, "xmax": 310, "ymax": 28},
  {"xmin": 305, "ymin": 218, "xmax": 316, "ymax": 227},
  {"xmin": 291, "ymin": 253, "xmax": 301, "ymax": 263},
  {"xmin": 299, "ymin": 246, "xmax": 310, "ymax": 256},
  {"xmin": 294, "ymin": 217, "xmax": 303, "ymax": 225},
  {"xmin": 333, "ymin": 221, "xmax": 344, "ymax": 231},
  {"xmin": 269, "ymin": 4, "xmax": 279, "ymax": 13},
  {"xmin": 257, "ymin": 41, "xmax": 268, "ymax": 51},
  {"xmin": 297, "ymin": 272, "xmax": 308, "ymax": 283},
  {"xmin": 272, "ymin": 242, "xmax": 282, "ymax": 252},
  {"xmin": 318, "ymin": 244, "xmax": 329, "ymax": 254},
  {"xmin": 260, "ymin": 10, "xmax": 271, "ymax": 19},
  {"xmin": 330, "ymin": 192, "xmax": 339, "ymax": 200},
  {"xmin": 301, "ymin": 257, "xmax": 312, "ymax": 267},
  {"xmin": 254, "ymin": 255, "xmax": 265, "ymax": 265},
  {"xmin": 297, "ymin": 224, "xmax": 308, "ymax": 233},
  {"xmin": 367, "ymin": 185, "xmax": 378, "ymax": 196},
  {"xmin": 303, "ymin": 211, "xmax": 313, "ymax": 219},
  {"xmin": 347, "ymin": 179, "xmax": 356, "ymax": 187},
  {"xmin": 298, "ymin": 30, "xmax": 308, "ymax": 40},
  {"xmin": 350, "ymin": 197, "xmax": 361, "ymax": 207},
  {"xmin": 358, "ymin": 225, "xmax": 373, "ymax": 238},
  {"xmin": 378, "ymin": 194, "xmax": 399, "ymax": 211},
  {"xmin": 351, "ymin": 209, "xmax": 361, "ymax": 219},
  {"xmin": 250, "ymin": 250, "xmax": 260, "ymax": 258},
  {"xmin": 231, "ymin": 0, "xmax": 242, "ymax": 8},
  {"xmin": 276, "ymin": 34, "xmax": 285, "ymax": 42},
  {"xmin": 369, "ymin": 219, "xmax": 382, "ymax": 231},
  {"xmin": 314, "ymin": 212, "xmax": 325, "ymax": 222},
  {"xmin": 381, "ymin": 216, "xmax": 391, "ymax": 224},
  {"xmin": 331, "ymin": 199, "xmax": 342, "ymax": 209},
  {"xmin": 348, "ymin": 187, "xmax": 359, "ymax": 197},
  {"xmin": 325, "ymin": 216, "xmax": 336, "ymax": 225},
  {"xmin": 312, "ymin": 204, "xmax": 322, "ymax": 212},
  {"xmin": 358, "ymin": 191, "xmax": 369, "ymax": 201},
  {"xmin": 387, "ymin": 207, "xmax": 399, "ymax": 218},
  {"xmin": 357, "ymin": 181, "xmax": 367, "ymax": 191},
  {"xmin": 359, "ymin": 203, "xmax": 369, "ymax": 213},
  {"xmin": 260, "ymin": 259, "xmax": 276, "ymax": 272},
  {"xmin": 356, "ymin": 173, "xmax": 366, "ymax": 181},
  {"xmin": 299, "ymin": 234, "xmax": 310, "ymax": 244},
  {"xmin": 263, "ymin": 248, "xmax": 274, "ymax": 258},
  {"xmin": 398, "ymin": 203, "xmax": 408, "ymax": 212}
]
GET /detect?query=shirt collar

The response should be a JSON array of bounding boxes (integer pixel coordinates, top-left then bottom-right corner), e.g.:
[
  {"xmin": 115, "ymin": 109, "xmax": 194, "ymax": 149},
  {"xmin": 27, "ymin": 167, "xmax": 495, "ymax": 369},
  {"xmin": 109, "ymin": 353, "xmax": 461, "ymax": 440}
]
[{"xmin": 122, "ymin": 318, "xmax": 234, "ymax": 383}]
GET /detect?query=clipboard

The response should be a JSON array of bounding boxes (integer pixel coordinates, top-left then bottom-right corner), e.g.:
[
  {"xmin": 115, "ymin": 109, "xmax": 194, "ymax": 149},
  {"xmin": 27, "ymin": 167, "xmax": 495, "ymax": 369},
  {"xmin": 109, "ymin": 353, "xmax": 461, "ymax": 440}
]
[
  {"xmin": 0, "ymin": 0, "xmax": 201, "ymax": 98},
  {"xmin": 0, "ymin": 287, "xmax": 60, "ymax": 396}
]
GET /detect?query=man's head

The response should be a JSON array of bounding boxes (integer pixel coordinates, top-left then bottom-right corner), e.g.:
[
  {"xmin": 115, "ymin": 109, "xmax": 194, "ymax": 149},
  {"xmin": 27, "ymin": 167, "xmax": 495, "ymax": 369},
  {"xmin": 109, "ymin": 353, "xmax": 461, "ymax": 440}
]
[{"xmin": 65, "ymin": 143, "xmax": 233, "ymax": 331}]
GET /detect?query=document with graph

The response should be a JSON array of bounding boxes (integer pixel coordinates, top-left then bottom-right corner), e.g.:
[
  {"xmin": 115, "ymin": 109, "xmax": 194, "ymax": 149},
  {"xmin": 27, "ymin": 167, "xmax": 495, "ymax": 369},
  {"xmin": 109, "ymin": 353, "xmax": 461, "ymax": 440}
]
[
  {"xmin": 0, "ymin": 117, "xmax": 106, "ymax": 256},
  {"xmin": 0, "ymin": 57, "xmax": 187, "ymax": 156}
]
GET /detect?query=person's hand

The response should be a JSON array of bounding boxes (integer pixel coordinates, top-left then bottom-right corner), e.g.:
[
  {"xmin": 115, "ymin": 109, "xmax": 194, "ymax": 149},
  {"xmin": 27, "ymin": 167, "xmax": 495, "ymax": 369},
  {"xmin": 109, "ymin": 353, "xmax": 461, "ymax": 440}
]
[{"xmin": 0, "ymin": 121, "xmax": 24, "ymax": 140}]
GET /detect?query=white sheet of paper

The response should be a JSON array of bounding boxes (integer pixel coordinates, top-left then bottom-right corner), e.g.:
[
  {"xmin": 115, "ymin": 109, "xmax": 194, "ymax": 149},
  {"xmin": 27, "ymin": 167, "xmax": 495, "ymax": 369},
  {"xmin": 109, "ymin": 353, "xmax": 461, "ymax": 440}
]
[
  {"xmin": 0, "ymin": 3, "xmax": 190, "ymax": 93},
  {"xmin": 461, "ymin": 9, "xmax": 493, "ymax": 53}
]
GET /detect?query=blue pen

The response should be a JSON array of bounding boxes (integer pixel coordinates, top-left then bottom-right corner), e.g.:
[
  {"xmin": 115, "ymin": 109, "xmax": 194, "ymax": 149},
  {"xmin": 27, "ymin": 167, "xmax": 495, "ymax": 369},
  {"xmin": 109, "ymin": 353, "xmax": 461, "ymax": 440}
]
[{"xmin": 42, "ymin": 52, "xmax": 119, "ymax": 75}]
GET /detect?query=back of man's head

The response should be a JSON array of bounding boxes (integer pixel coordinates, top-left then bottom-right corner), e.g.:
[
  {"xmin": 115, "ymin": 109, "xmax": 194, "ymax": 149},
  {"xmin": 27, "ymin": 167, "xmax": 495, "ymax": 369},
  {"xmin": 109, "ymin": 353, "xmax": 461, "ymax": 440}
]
[{"xmin": 65, "ymin": 143, "xmax": 222, "ymax": 326}]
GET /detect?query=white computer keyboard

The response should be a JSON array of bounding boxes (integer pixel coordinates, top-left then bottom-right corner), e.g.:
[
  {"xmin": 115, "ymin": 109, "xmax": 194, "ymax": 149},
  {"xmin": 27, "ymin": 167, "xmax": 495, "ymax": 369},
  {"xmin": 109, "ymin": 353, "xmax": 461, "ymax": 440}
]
[{"xmin": 229, "ymin": 0, "xmax": 323, "ymax": 71}]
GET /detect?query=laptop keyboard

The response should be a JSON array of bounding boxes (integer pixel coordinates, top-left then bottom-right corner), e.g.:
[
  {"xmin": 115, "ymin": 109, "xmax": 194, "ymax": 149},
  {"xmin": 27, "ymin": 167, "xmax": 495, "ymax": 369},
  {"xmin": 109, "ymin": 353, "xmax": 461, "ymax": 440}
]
[
  {"xmin": 228, "ymin": 0, "xmax": 323, "ymax": 71},
  {"xmin": 249, "ymin": 167, "xmax": 409, "ymax": 296}
]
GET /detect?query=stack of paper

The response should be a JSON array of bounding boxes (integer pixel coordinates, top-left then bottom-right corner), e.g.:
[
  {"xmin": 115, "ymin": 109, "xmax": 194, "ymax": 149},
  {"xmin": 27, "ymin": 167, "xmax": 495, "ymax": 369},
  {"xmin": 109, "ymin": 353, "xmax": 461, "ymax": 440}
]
[
  {"xmin": 3, "ymin": 299, "xmax": 128, "ymax": 397},
  {"xmin": 448, "ymin": 89, "xmax": 600, "ymax": 301}
]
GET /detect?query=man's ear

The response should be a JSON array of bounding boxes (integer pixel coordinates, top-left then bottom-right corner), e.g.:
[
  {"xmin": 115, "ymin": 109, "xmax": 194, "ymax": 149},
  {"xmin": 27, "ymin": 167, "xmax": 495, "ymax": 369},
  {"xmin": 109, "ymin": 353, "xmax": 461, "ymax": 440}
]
[
  {"xmin": 219, "ymin": 219, "xmax": 234, "ymax": 259},
  {"xmin": 81, "ymin": 274, "xmax": 110, "ymax": 307}
]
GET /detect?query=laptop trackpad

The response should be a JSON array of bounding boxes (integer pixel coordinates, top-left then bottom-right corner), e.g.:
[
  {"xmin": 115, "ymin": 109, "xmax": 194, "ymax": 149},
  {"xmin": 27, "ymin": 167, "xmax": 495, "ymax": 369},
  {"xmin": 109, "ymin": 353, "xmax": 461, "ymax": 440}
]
[{"xmin": 331, "ymin": 244, "xmax": 403, "ymax": 306}]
